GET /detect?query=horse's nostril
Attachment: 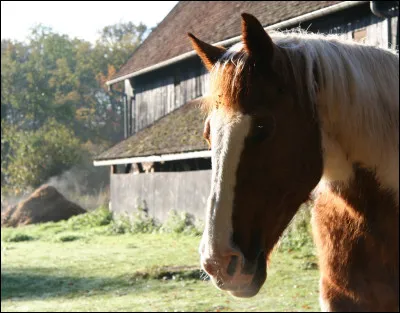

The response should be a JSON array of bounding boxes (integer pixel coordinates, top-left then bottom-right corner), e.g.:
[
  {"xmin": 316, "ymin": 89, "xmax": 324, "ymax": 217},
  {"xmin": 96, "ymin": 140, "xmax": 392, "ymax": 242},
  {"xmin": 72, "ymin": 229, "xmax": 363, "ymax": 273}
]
[
  {"xmin": 227, "ymin": 255, "xmax": 238, "ymax": 276},
  {"xmin": 202, "ymin": 259, "xmax": 217, "ymax": 276}
]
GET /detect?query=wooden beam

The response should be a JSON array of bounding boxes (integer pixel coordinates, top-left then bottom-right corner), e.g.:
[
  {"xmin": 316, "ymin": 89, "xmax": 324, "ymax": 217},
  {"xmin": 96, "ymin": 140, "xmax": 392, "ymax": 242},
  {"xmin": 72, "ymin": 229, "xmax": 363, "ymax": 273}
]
[
  {"xmin": 125, "ymin": 163, "xmax": 132, "ymax": 174},
  {"xmin": 94, "ymin": 150, "xmax": 212, "ymax": 167}
]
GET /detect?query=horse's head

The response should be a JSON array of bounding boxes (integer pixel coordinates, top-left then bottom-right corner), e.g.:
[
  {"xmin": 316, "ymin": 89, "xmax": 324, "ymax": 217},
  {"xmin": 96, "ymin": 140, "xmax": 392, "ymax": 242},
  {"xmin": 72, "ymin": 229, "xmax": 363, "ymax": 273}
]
[{"xmin": 189, "ymin": 14, "xmax": 323, "ymax": 297}]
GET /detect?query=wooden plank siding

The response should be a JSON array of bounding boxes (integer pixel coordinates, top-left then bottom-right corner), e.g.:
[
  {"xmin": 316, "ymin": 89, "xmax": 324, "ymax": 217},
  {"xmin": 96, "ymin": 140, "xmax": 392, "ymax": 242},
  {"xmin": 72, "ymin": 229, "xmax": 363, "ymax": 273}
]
[
  {"xmin": 131, "ymin": 58, "xmax": 208, "ymax": 134},
  {"xmin": 129, "ymin": 8, "xmax": 397, "ymax": 135},
  {"xmin": 110, "ymin": 170, "xmax": 212, "ymax": 222}
]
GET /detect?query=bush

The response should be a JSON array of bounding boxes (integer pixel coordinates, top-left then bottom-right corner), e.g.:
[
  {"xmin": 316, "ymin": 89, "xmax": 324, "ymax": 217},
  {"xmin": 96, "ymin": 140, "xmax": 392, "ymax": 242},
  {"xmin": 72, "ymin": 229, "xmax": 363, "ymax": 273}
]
[
  {"xmin": 107, "ymin": 207, "xmax": 205, "ymax": 236},
  {"xmin": 277, "ymin": 202, "xmax": 315, "ymax": 253},
  {"xmin": 160, "ymin": 210, "xmax": 202, "ymax": 236},
  {"xmin": 108, "ymin": 214, "xmax": 132, "ymax": 234},
  {"xmin": 2, "ymin": 233, "xmax": 35, "ymax": 243},
  {"xmin": 130, "ymin": 206, "xmax": 160, "ymax": 234},
  {"xmin": 55, "ymin": 234, "xmax": 83, "ymax": 242},
  {"xmin": 65, "ymin": 206, "xmax": 113, "ymax": 230},
  {"xmin": 1, "ymin": 204, "xmax": 205, "ymax": 241},
  {"xmin": 108, "ymin": 206, "xmax": 160, "ymax": 235}
]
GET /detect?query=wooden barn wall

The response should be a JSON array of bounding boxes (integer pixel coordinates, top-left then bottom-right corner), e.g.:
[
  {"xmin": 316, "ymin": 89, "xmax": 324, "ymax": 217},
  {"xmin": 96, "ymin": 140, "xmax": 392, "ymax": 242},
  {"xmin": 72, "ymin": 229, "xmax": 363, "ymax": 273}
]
[
  {"xmin": 129, "ymin": 5, "xmax": 397, "ymax": 135},
  {"xmin": 110, "ymin": 170, "xmax": 212, "ymax": 222},
  {"xmin": 131, "ymin": 58, "xmax": 208, "ymax": 133},
  {"xmin": 305, "ymin": 3, "xmax": 398, "ymax": 48}
]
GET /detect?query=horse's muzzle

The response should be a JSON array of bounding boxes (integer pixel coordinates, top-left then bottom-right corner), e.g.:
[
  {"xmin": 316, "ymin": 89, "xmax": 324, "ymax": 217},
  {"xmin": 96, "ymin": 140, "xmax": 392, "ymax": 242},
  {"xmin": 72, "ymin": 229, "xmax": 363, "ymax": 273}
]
[
  {"xmin": 228, "ymin": 252, "xmax": 267, "ymax": 298},
  {"xmin": 201, "ymin": 250, "xmax": 267, "ymax": 298}
]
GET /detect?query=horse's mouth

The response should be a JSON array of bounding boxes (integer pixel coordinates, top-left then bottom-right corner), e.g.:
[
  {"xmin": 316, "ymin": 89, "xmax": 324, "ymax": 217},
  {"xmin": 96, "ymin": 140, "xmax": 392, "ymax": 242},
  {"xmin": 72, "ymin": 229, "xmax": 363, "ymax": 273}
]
[
  {"xmin": 229, "ymin": 252, "xmax": 267, "ymax": 298},
  {"xmin": 212, "ymin": 251, "xmax": 267, "ymax": 298}
]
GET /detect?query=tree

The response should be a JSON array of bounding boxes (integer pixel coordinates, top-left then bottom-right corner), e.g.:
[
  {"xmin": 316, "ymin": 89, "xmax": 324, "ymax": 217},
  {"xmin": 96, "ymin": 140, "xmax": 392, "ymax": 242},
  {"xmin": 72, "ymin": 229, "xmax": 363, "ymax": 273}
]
[
  {"xmin": 94, "ymin": 21, "xmax": 147, "ymax": 71},
  {"xmin": 1, "ymin": 119, "xmax": 83, "ymax": 193},
  {"xmin": 1, "ymin": 21, "xmax": 147, "ymax": 193}
]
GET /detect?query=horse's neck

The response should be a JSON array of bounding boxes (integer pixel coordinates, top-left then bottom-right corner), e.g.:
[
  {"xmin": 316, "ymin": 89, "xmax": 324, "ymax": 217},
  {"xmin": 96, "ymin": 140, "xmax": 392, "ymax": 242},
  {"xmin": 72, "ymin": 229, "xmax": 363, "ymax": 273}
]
[
  {"xmin": 320, "ymin": 127, "xmax": 397, "ymax": 191},
  {"xmin": 310, "ymin": 42, "xmax": 399, "ymax": 202},
  {"xmin": 316, "ymin": 96, "xmax": 399, "ymax": 205},
  {"xmin": 315, "ymin": 163, "xmax": 398, "ymax": 250},
  {"xmin": 331, "ymin": 164, "xmax": 398, "ymax": 213},
  {"xmin": 313, "ymin": 165, "xmax": 399, "ymax": 301}
]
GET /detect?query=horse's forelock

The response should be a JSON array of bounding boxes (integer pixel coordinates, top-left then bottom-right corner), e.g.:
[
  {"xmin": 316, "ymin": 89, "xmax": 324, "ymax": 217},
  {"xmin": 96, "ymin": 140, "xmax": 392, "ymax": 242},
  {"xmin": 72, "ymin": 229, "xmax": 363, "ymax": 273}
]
[{"xmin": 202, "ymin": 43, "xmax": 249, "ymax": 115}]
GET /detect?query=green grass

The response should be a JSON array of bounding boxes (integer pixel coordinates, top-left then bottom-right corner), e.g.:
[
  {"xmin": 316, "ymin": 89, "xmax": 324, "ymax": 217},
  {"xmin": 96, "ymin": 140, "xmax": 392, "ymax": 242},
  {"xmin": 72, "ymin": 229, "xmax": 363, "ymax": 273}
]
[
  {"xmin": 1, "ymin": 207, "xmax": 320, "ymax": 312},
  {"xmin": 2, "ymin": 233, "xmax": 35, "ymax": 243}
]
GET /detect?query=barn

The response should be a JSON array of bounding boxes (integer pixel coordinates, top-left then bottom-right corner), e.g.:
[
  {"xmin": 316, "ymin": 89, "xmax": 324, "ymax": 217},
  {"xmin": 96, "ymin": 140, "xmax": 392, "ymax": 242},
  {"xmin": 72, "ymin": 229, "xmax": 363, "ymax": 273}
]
[{"xmin": 93, "ymin": 1, "xmax": 399, "ymax": 222}]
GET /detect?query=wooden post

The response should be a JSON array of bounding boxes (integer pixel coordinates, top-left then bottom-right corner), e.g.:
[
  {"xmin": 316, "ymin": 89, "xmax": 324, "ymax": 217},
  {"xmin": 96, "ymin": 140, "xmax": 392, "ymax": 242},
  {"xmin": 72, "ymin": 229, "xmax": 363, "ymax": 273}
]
[{"xmin": 125, "ymin": 163, "xmax": 132, "ymax": 174}]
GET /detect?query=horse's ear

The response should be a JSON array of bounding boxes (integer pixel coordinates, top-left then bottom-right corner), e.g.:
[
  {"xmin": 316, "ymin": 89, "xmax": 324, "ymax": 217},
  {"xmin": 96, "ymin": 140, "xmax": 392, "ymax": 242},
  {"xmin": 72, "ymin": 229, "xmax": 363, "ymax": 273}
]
[
  {"xmin": 241, "ymin": 13, "xmax": 274, "ymax": 64},
  {"xmin": 188, "ymin": 33, "xmax": 226, "ymax": 71}
]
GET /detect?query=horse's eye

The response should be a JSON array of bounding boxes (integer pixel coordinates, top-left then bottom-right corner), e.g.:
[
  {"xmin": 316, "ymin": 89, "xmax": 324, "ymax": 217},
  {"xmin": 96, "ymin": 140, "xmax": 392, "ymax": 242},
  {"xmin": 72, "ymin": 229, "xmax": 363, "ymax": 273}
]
[
  {"xmin": 250, "ymin": 116, "xmax": 275, "ymax": 144},
  {"xmin": 252, "ymin": 125, "xmax": 268, "ymax": 143}
]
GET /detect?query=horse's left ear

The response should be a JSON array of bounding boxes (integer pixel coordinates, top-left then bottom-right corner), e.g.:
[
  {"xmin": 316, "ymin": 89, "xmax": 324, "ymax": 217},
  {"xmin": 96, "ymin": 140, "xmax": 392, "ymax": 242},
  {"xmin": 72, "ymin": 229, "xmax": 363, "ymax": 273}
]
[
  {"xmin": 241, "ymin": 13, "xmax": 274, "ymax": 64},
  {"xmin": 188, "ymin": 33, "xmax": 226, "ymax": 71}
]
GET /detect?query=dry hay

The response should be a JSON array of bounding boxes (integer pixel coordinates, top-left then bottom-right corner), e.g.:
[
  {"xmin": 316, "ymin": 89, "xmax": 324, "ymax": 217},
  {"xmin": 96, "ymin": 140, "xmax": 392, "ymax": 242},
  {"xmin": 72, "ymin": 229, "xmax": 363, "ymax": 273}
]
[{"xmin": 1, "ymin": 185, "xmax": 86, "ymax": 227}]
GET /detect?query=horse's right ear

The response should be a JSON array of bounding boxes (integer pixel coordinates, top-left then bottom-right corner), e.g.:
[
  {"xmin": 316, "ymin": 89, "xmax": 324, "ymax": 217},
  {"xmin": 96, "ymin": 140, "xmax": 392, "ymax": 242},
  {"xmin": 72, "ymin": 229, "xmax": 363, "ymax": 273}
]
[
  {"xmin": 188, "ymin": 33, "xmax": 226, "ymax": 71},
  {"xmin": 241, "ymin": 13, "xmax": 274, "ymax": 64}
]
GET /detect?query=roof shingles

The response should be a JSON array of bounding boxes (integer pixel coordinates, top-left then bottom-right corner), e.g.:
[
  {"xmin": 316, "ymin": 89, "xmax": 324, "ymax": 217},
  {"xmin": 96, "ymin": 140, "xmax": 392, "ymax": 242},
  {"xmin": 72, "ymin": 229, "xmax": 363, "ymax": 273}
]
[
  {"xmin": 95, "ymin": 99, "xmax": 208, "ymax": 161},
  {"xmin": 111, "ymin": 1, "xmax": 341, "ymax": 81}
]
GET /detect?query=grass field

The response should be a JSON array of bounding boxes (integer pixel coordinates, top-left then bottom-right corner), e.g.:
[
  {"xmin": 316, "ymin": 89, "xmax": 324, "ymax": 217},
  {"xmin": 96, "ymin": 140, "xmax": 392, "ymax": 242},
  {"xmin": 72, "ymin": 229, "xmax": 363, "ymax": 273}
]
[{"xmin": 1, "ymin": 208, "xmax": 320, "ymax": 312}]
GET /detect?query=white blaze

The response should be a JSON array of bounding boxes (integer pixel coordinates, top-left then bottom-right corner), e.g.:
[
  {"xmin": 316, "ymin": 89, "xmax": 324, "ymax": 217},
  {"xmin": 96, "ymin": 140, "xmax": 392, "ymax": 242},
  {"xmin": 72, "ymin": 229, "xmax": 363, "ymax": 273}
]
[{"xmin": 200, "ymin": 110, "xmax": 252, "ymax": 259}]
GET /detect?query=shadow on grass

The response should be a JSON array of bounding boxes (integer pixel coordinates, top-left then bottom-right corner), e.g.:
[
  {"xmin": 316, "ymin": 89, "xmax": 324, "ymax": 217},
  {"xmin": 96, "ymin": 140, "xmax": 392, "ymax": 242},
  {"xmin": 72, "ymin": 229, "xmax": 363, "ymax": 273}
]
[
  {"xmin": 1, "ymin": 266, "xmax": 207, "ymax": 302},
  {"xmin": 132, "ymin": 265, "xmax": 209, "ymax": 281},
  {"xmin": 1, "ymin": 267, "xmax": 153, "ymax": 301}
]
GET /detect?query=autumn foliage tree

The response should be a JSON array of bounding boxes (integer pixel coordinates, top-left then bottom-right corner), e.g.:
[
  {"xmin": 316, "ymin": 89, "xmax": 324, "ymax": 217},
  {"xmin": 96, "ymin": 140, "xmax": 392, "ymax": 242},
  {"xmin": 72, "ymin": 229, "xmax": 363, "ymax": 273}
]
[{"xmin": 1, "ymin": 22, "xmax": 147, "ymax": 193}]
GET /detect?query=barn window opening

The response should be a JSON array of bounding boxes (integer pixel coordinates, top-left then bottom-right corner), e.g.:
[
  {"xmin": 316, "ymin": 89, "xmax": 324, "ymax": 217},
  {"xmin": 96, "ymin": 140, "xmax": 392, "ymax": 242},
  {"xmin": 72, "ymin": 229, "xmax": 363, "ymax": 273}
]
[
  {"xmin": 115, "ymin": 158, "xmax": 212, "ymax": 174},
  {"xmin": 353, "ymin": 28, "xmax": 367, "ymax": 43}
]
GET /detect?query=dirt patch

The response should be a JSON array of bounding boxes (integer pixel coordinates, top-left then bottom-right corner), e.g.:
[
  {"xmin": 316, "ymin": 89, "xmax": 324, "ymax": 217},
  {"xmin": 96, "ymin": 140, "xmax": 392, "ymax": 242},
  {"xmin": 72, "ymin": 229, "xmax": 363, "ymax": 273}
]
[
  {"xmin": 131, "ymin": 265, "xmax": 209, "ymax": 281},
  {"xmin": 1, "ymin": 185, "xmax": 86, "ymax": 227}
]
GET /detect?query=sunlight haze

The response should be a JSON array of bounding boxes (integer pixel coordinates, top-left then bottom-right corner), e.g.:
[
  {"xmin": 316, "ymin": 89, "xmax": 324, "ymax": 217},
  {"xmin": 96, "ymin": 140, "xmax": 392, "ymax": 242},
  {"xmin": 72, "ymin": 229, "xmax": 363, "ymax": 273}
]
[{"xmin": 1, "ymin": 1, "xmax": 178, "ymax": 43}]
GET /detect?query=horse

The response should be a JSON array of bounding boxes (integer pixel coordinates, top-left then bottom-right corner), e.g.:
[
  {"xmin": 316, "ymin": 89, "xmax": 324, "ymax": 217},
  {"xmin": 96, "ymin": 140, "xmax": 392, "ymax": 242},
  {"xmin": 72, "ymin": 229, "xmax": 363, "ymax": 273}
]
[{"xmin": 188, "ymin": 13, "xmax": 399, "ymax": 311}]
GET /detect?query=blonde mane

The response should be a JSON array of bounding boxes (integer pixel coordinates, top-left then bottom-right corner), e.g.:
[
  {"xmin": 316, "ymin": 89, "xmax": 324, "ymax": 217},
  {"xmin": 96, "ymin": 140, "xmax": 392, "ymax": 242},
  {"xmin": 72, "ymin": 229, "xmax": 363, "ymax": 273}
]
[{"xmin": 205, "ymin": 30, "xmax": 399, "ymax": 195}]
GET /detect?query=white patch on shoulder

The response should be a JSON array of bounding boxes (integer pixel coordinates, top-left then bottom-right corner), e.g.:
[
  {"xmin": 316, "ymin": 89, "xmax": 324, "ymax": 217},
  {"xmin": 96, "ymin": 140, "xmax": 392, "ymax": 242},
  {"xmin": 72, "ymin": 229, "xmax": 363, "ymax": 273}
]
[
  {"xmin": 320, "ymin": 130, "xmax": 353, "ymax": 183},
  {"xmin": 319, "ymin": 294, "xmax": 332, "ymax": 312}
]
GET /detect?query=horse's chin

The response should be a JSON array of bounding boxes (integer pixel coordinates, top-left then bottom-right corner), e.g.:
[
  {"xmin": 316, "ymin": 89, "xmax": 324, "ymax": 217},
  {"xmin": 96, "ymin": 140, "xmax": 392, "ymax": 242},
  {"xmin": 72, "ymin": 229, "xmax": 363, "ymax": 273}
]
[
  {"xmin": 229, "ymin": 285, "xmax": 262, "ymax": 298},
  {"xmin": 229, "ymin": 252, "xmax": 268, "ymax": 298}
]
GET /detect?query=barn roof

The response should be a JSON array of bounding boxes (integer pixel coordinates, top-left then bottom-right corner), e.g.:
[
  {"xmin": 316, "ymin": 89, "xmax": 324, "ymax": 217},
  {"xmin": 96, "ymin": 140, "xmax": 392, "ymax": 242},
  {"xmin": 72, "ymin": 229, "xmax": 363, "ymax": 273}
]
[
  {"xmin": 94, "ymin": 98, "xmax": 208, "ymax": 162},
  {"xmin": 108, "ymin": 1, "xmax": 345, "ymax": 84}
]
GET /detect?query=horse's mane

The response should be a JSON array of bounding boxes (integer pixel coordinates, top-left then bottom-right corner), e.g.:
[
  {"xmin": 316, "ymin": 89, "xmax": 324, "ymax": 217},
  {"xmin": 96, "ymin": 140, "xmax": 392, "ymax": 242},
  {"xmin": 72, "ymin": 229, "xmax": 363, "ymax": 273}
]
[{"xmin": 203, "ymin": 29, "xmax": 399, "ymax": 194}]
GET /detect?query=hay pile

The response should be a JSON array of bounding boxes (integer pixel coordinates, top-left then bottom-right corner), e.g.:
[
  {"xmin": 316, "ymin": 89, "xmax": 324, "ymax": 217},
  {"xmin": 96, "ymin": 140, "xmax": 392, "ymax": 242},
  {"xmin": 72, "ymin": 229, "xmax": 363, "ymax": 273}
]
[{"xmin": 1, "ymin": 185, "xmax": 86, "ymax": 227}]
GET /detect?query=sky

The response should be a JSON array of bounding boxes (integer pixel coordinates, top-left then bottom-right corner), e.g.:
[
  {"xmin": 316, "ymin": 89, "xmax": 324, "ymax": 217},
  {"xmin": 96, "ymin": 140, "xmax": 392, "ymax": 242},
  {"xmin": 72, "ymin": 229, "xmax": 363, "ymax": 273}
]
[{"xmin": 1, "ymin": 1, "xmax": 178, "ymax": 43}]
